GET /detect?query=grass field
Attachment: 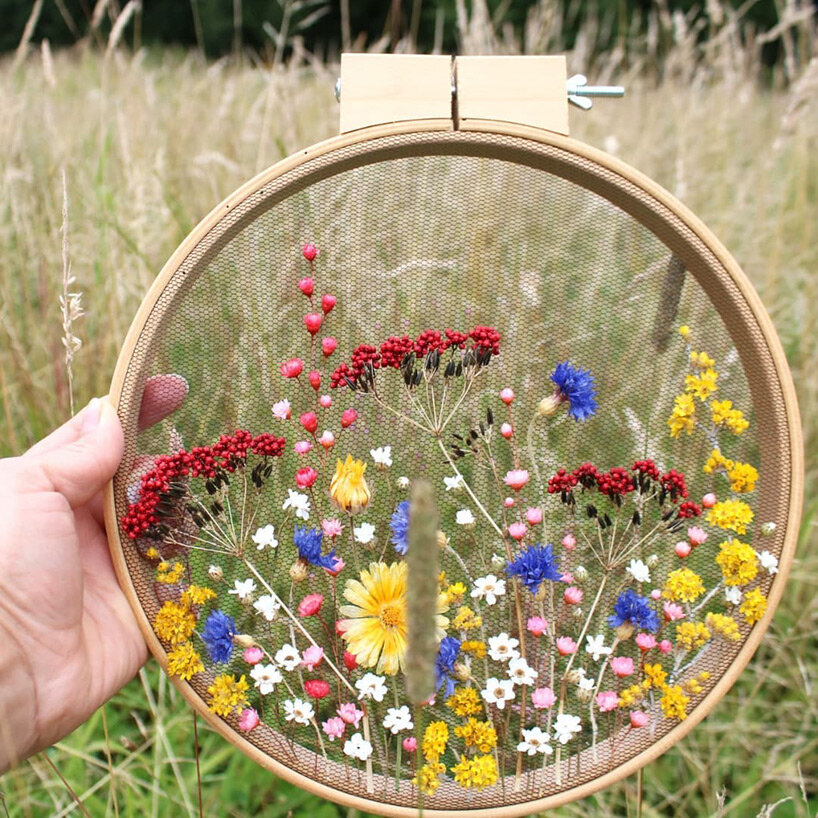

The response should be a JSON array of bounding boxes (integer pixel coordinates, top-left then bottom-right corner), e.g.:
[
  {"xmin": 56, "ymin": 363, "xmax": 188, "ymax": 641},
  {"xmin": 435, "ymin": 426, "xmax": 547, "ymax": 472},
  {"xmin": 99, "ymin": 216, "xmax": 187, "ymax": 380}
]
[{"xmin": 1, "ymin": 36, "xmax": 817, "ymax": 818}]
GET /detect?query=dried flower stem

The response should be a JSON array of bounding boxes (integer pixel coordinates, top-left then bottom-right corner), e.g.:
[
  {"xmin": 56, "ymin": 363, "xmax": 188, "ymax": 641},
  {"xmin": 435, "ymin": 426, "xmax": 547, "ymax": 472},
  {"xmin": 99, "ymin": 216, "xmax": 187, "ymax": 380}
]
[{"xmin": 59, "ymin": 170, "xmax": 83, "ymax": 416}]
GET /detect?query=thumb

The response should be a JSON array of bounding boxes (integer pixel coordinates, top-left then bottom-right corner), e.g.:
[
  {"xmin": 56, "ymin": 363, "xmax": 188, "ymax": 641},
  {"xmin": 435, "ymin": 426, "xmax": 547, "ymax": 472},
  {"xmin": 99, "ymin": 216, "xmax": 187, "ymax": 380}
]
[{"xmin": 27, "ymin": 397, "xmax": 124, "ymax": 509}]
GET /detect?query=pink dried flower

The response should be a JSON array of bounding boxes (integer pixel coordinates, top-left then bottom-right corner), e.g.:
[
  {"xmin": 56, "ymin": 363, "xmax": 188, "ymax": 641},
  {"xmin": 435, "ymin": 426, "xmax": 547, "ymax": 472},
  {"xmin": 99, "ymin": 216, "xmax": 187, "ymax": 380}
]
[
  {"xmin": 500, "ymin": 422, "xmax": 513, "ymax": 439},
  {"xmin": 675, "ymin": 541, "xmax": 692, "ymax": 558},
  {"xmin": 322, "ymin": 519, "xmax": 344, "ymax": 539},
  {"xmin": 527, "ymin": 616, "xmax": 548, "ymax": 636},
  {"xmin": 564, "ymin": 586, "xmax": 583, "ymax": 605},
  {"xmin": 500, "ymin": 388, "xmax": 515, "ymax": 405},
  {"xmin": 635, "ymin": 633, "xmax": 657, "ymax": 652},
  {"xmin": 295, "ymin": 467, "xmax": 318, "ymax": 489},
  {"xmin": 298, "ymin": 277, "xmax": 314, "ymax": 296},
  {"xmin": 650, "ymin": 589, "xmax": 662, "ymax": 600},
  {"xmin": 322, "ymin": 716, "xmax": 345, "ymax": 741},
  {"xmin": 702, "ymin": 492, "xmax": 717, "ymax": 508},
  {"xmin": 238, "ymin": 708, "xmax": 260, "ymax": 732},
  {"xmin": 341, "ymin": 408, "xmax": 358, "ymax": 428},
  {"xmin": 300, "ymin": 411, "xmax": 318, "ymax": 434},
  {"xmin": 630, "ymin": 710, "xmax": 650, "ymax": 728},
  {"xmin": 272, "ymin": 399, "xmax": 291, "ymax": 420},
  {"xmin": 610, "ymin": 656, "xmax": 635, "ymax": 677},
  {"xmin": 298, "ymin": 594, "xmax": 324, "ymax": 617},
  {"xmin": 301, "ymin": 645, "xmax": 324, "ymax": 670},
  {"xmin": 243, "ymin": 646, "xmax": 264, "ymax": 665},
  {"xmin": 304, "ymin": 313, "xmax": 323, "ymax": 335},
  {"xmin": 531, "ymin": 687, "xmax": 557, "ymax": 709},
  {"xmin": 596, "ymin": 691, "xmax": 619, "ymax": 712},
  {"xmin": 337, "ymin": 702, "xmax": 364, "ymax": 727},
  {"xmin": 322, "ymin": 336, "xmax": 338, "ymax": 357},
  {"xmin": 308, "ymin": 370, "xmax": 322, "ymax": 390},
  {"xmin": 663, "ymin": 602, "xmax": 685, "ymax": 621},
  {"xmin": 556, "ymin": 636, "xmax": 578, "ymax": 656},
  {"xmin": 326, "ymin": 557, "xmax": 345, "ymax": 577},
  {"xmin": 504, "ymin": 469, "xmax": 530, "ymax": 491},
  {"xmin": 659, "ymin": 640, "xmax": 673, "ymax": 654},
  {"xmin": 402, "ymin": 736, "xmax": 418, "ymax": 752},
  {"xmin": 318, "ymin": 430, "xmax": 335, "ymax": 449},
  {"xmin": 294, "ymin": 439, "xmax": 312, "ymax": 455},
  {"xmin": 561, "ymin": 572, "xmax": 574, "ymax": 584},
  {"xmin": 304, "ymin": 679, "xmax": 330, "ymax": 699},
  {"xmin": 320, "ymin": 394, "xmax": 332, "ymax": 408},
  {"xmin": 562, "ymin": 533, "xmax": 576, "ymax": 550},
  {"xmin": 302, "ymin": 243, "xmax": 318, "ymax": 261},
  {"xmin": 280, "ymin": 358, "xmax": 303, "ymax": 378},
  {"xmin": 508, "ymin": 522, "xmax": 527, "ymax": 541},
  {"xmin": 688, "ymin": 526, "xmax": 708, "ymax": 546},
  {"xmin": 343, "ymin": 651, "xmax": 358, "ymax": 671},
  {"xmin": 321, "ymin": 294, "xmax": 337, "ymax": 314},
  {"xmin": 503, "ymin": 497, "xmax": 515, "ymax": 508},
  {"xmin": 525, "ymin": 507, "xmax": 543, "ymax": 525}
]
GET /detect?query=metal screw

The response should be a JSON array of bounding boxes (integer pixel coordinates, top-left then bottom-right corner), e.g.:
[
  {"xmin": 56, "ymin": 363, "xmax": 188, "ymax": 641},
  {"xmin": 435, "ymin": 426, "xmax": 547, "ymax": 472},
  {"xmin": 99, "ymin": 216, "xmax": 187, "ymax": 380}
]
[{"xmin": 566, "ymin": 74, "xmax": 625, "ymax": 110}]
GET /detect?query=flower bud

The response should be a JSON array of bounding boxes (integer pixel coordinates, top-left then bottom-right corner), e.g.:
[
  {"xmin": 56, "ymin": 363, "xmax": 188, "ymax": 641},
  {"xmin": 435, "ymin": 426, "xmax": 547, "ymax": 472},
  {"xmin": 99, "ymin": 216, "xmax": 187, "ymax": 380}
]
[
  {"xmin": 234, "ymin": 633, "xmax": 256, "ymax": 648},
  {"xmin": 304, "ymin": 313, "xmax": 323, "ymax": 335},
  {"xmin": 341, "ymin": 408, "xmax": 357, "ymax": 428},
  {"xmin": 290, "ymin": 559, "xmax": 309, "ymax": 582},
  {"xmin": 573, "ymin": 565, "xmax": 588, "ymax": 583},
  {"xmin": 302, "ymin": 243, "xmax": 318, "ymax": 261},
  {"xmin": 490, "ymin": 553, "xmax": 505, "ymax": 569},
  {"xmin": 321, "ymin": 294, "xmax": 337, "ymax": 314},
  {"xmin": 761, "ymin": 521, "xmax": 776, "ymax": 536},
  {"xmin": 615, "ymin": 623, "xmax": 634, "ymax": 641},
  {"xmin": 453, "ymin": 660, "xmax": 471, "ymax": 681},
  {"xmin": 436, "ymin": 530, "xmax": 449, "ymax": 550},
  {"xmin": 308, "ymin": 370, "xmax": 321, "ymax": 390},
  {"xmin": 536, "ymin": 394, "xmax": 560, "ymax": 418},
  {"xmin": 298, "ymin": 277, "xmax": 314, "ymax": 296},
  {"xmin": 646, "ymin": 553, "xmax": 659, "ymax": 568},
  {"xmin": 207, "ymin": 564, "xmax": 224, "ymax": 581}
]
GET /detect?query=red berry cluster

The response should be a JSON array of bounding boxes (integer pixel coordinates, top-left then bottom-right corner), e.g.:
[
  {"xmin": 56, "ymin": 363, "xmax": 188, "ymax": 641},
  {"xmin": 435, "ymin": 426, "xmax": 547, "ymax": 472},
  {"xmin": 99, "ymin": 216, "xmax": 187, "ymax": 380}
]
[
  {"xmin": 660, "ymin": 469, "xmax": 688, "ymax": 501},
  {"xmin": 574, "ymin": 462, "xmax": 600, "ymax": 488},
  {"xmin": 677, "ymin": 500, "xmax": 702, "ymax": 518},
  {"xmin": 547, "ymin": 468, "xmax": 579, "ymax": 494},
  {"xmin": 596, "ymin": 467, "xmax": 636, "ymax": 498},
  {"xmin": 121, "ymin": 430, "xmax": 285, "ymax": 539},
  {"xmin": 329, "ymin": 325, "xmax": 502, "ymax": 389},
  {"xmin": 632, "ymin": 459, "xmax": 661, "ymax": 480}
]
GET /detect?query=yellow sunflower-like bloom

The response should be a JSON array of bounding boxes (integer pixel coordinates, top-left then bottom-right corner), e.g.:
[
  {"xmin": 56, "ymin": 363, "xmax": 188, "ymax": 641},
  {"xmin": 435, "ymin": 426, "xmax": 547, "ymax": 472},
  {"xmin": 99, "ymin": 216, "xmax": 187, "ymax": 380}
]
[
  {"xmin": 207, "ymin": 673, "xmax": 249, "ymax": 717},
  {"xmin": 707, "ymin": 499, "xmax": 754, "ymax": 535},
  {"xmin": 330, "ymin": 454, "xmax": 371, "ymax": 514},
  {"xmin": 450, "ymin": 754, "xmax": 498, "ymax": 790},
  {"xmin": 338, "ymin": 561, "xmax": 448, "ymax": 675},
  {"xmin": 716, "ymin": 538, "xmax": 758, "ymax": 586},
  {"xmin": 167, "ymin": 642, "xmax": 204, "ymax": 680}
]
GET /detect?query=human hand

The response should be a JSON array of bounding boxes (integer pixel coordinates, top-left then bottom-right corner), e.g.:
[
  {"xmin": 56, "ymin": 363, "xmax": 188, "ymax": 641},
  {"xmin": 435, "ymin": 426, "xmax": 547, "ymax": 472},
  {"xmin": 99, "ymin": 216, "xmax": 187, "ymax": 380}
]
[{"xmin": 0, "ymin": 376, "xmax": 187, "ymax": 771}]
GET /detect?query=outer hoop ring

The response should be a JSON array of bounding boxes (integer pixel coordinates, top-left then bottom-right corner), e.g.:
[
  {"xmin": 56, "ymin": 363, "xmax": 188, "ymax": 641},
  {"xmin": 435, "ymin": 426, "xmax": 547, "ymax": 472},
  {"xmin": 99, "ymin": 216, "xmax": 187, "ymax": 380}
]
[{"xmin": 104, "ymin": 119, "xmax": 802, "ymax": 818}]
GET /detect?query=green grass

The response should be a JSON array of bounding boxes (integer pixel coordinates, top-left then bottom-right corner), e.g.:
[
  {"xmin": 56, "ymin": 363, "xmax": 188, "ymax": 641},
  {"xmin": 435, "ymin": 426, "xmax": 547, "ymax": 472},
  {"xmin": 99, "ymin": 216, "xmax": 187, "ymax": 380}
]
[{"xmin": 1, "ymin": 43, "xmax": 817, "ymax": 818}]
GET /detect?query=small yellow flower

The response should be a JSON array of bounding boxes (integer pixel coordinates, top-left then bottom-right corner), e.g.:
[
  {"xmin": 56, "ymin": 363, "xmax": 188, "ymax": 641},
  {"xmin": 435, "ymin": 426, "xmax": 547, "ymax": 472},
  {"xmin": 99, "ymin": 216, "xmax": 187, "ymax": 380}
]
[
  {"xmin": 453, "ymin": 605, "xmax": 482, "ymax": 631},
  {"xmin": 663, "ymin": 568, "xmax": 705, "ymax": 602},
  {"xmin": 454, "ymin": 718, "xmax": 497, "ymax": 753},
  {"xmin": 166, "ymin": 642, "xmax": 204, "ymax": 680},
  {"xmin": 422, "ymin": 721, "xmax": 449, "ymax": 761},
  {"xmin": 668, "ymin": 393, "xmax": 696, "ymax": 438},
  {"xmin": 685, "ymin": 368, "xmax": 718, "ymax": 401},
  {"xmin": 460, "ymin": 640, "xmax": 487, "ymax": 659},
  {"xmin": 207, "ymin": 673, "xmax": 249, "ymax": 717},
  {"xmin": 145, "ymin": 546, "xmax": 160, "ymax": 560},
  {"xmin": 618, "ymin": 683, "xmax": 645, "ymax": 709},
  {"xmin": 711, "ymin": 399, "xmax": 749, "ymax": 435},
  {"xmin": 716, "ymin": 538, "xmax": 758, "ymax": 586},
  {"xmin": 182, "ymin": 584, "xmax": 218, "ymax": 606},
  {"xmin": 450, "ymin": 754, "xmax": 498, "ymax": 790},
  {"xmin": 707, "ymin": 499, "xmax": 754, "ymax": 535},
  {"xmin": 329, "ymin": 454, "xmax": 371, "ymax": 514},
  {"xmin": 153, "ymin": 600, "xmax": 196, "ymax": 645},
  {"xmin": 678, "ymin": 325, "xmax": 691, "ymax": 340},
  {"xmin": 446, "ymin": 687, "xmax": 482, "ymax": 717},
  {"xmin": 740, "ymin": 588, "xmax": 767, "ymax": 624},
  {"xmin": 675, "ymin": 621, "xmax": 711, "ymax": 651},
  {"xmin": 703, "ymin": 449, "xmax": 733, "ymax": 475},
  {"xmin": 660, "ymin": 685, "xmax": 690, "ymax": 721},
  {"xmin": 445, "ymin": 582, "xmax": 467, "ymax": 605},
  {"xmin": 643, "ymin": 663, "xmax": 668, "ymax": 689},
  {"xmin": 689, "ymin": 350, "xmax": 716, "ymax": 370},
  {"xmin": 705, "ymin": 612, "xmax": 741, "ymax": 642},
  {"xmin": 727, "ymin": 461, "xmax": 759, "ymax": 493},
  {"xmin": 414, "ymin": 761, "xmax": 445, "ymax": 795}
]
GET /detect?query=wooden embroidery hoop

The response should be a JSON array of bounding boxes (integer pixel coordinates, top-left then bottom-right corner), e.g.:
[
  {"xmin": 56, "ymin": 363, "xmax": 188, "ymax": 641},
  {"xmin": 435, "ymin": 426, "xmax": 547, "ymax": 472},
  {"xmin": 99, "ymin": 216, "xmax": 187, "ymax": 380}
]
[{"xmin": 103, "ymin": 55, "xmax": 803, "ymax": 817}]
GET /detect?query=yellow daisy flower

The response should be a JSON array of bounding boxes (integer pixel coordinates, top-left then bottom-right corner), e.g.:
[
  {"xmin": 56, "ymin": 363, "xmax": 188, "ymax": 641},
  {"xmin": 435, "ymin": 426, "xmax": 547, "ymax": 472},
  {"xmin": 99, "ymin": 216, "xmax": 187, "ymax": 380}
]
[
  {"xmin": 207, "ymin": 674, "xmax": 249, "ymax": 717},
  {"xmin": 330, "ymin": 454, "xmax": 371, "ymax": 514},
  {"xmin": 716, "ymin": 538, "xmax": 758, "ymax": 586},
  {"xmin": 740, "ymin": 588, "xmax": 767, "ymax": 624},
  {"xmin": 153, "ymin": 600, "xmax": 196, "ymax": 645},
  {"xmin": 166, "ymin": 642, "xmax": 204, "ymax": 680}
]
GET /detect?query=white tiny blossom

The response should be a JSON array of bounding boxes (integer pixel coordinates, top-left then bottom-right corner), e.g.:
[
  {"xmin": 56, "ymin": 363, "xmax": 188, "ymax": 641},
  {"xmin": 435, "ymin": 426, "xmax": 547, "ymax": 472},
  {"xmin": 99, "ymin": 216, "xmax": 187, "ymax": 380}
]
[
  {"xmin": 725, "ymin": 586, "xmax": 742, "ymax": 606},
  {"xmin": 355, "ymin": 673, "xmax": 387, "ymax": 702},
  {"xmin": 343, "ymin": 732, "xmax": 373, "ymax": 761},
  {"xmin": 553, "ymin": 713, "xmax": 582, "ymax": 744},
  {"xmin": 284, "ymin": 698, "xmax": 314, "ymax": 725},
  {"xmin": 275, "ymin": 644, "xmax": 301, "ymax": 672},
  {"xmin": 456, "ymin": 508, "xmax": 476, "ymax": 526},
  {"xmin": 271, "ymin": 399, "xmax": 291, "ymax": 420},
  {"xmin": 481, "ymin": 677, "xmax": 516, "ymax": 709},
  {"xmin": 228, "ymin": 578, "xmax": 256, "ymax": 602},
  {"xmin": 471, "ymin": 574, "xmax": 506, "ymax": 606},
  {"xmin": 490, "ymin": 552, "xmax": 506, "ymax": 568},
  {"xmin": 250, "ymin": 663, "xmax": 282, "ymax": 695},
  {"xmin": 396, "ymin": 476, "xmax": 410, "ymax": 489},
  {"xmin": 578, "ymin": 676, "xmax": 594, "ymax": 691},
  {"xmin": 354, "ymin": 522, "xmax": 376, "ymax": 544},
  {"xmin": 626, "ymin": 559, "xmax": 651, "ymax": 584},
  {"xmin": 370, "ymin": 446, "xmax": 393, "ymax": 467},
  {"xmin": 283, "ymin": 489, "xmax": 311, "ymax": 520},
  {"xmin": 507, "ymin": 657, "xmax": 538, "ymax": 686},
  {"xmin": 252, "ymin": 524, "xmax": 278, "ymax": 550},
  {"xmin": 517, "ymin": 726, "xmax": 553, "ymax": 756},
  {"xmin": 382, "ymin": 706, "xmax": 413, "ymax": 734},
  {"xmin": 585, "ymin": 634, "xmax": 612, "ymax": 662},
  {"xmin": 253, "ymin": 594, "xmax": 281, "ymax": 621},
  {"xmin": 488, "ymin": 633, "xmax": 520, "ymax": 663},
  {"xmin": 444, "ymin": 474, "xmax": 466, "ymax": 492},
  {"xmin": 758, "ymin": 550, "xmax": 779, "ymax": 574},
  {"xmin": 207, "ymin": 565, "xmax": 223, "ymax": 581}
]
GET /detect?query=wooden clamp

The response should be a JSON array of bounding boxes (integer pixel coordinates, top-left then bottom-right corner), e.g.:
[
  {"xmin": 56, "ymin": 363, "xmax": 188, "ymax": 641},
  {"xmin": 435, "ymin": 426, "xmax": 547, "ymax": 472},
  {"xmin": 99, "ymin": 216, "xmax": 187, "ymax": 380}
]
[{"xmin": 338, "ymin": 53, "xmax": 569, "ymax": 136}]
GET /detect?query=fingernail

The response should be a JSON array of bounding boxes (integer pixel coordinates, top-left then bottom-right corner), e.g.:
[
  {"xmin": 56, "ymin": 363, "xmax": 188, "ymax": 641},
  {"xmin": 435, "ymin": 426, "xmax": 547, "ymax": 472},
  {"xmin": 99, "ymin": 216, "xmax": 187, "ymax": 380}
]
[{"xmin": 81, "ymin": 397, "xmax": 102, "ymax": 432}]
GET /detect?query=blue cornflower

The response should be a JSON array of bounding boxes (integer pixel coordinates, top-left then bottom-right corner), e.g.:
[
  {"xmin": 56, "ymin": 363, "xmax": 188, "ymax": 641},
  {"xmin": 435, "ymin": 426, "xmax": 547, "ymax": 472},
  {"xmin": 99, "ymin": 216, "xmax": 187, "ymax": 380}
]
[
  {"xmin": 294, "ymin": 526, "xmax": 337, "ymax": 571},
  {"xmin": 550, "ymin": 361, "xmax": 598, "ymax": 421},
  {"xmin": 389, "ymin": 501, "xmax": 411, "ymax": 555},
  {"xmin": 201, "ymin": 609, "xmax": 236, "ymax": 664},
  {"xmin": 435, "ymin": 636, "xmax": 461, "ymax": 699},
  {"xmin": 608, "ymin": 589, "xmax": 660, "ymax": 633},
  {"xmin": 505, "ymin": 543, "xmax": 562, "ymax": 595}
]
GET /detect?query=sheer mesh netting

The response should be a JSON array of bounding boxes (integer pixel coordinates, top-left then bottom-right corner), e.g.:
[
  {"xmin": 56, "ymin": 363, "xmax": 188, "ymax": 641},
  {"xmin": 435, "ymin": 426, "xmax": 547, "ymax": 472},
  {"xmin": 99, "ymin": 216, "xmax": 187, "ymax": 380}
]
[{"xmin": 111, "ymin": 130, "xmax": 793, "ymax": 815}]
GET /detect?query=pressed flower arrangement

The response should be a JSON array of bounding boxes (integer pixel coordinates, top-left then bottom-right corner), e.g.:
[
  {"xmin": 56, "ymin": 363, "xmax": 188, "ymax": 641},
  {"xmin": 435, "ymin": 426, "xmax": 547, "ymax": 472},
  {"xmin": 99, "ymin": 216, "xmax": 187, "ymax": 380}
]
[{"xmin": 106, "ymin": 123, "xmax": 801, "ymax": 817}]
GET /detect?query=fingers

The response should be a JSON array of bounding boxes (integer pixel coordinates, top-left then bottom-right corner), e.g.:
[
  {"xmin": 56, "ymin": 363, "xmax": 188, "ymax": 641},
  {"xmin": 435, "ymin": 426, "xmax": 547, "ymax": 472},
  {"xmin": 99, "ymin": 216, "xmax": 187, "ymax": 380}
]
[
  {"xmin": 137, "ymin": 374, "xmax": 188, "ymax": 431},
  {"xmin": 25, "ymin": 398, "xmax": 125, "ymax": 509}
]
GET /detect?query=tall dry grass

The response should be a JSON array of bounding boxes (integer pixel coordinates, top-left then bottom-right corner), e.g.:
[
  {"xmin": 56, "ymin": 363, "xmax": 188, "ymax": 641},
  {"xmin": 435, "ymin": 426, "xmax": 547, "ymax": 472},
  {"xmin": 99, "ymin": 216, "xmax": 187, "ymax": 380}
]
[{"xmin": 0, "ymin": 7, "xmax": 816, "ymax": 815}]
